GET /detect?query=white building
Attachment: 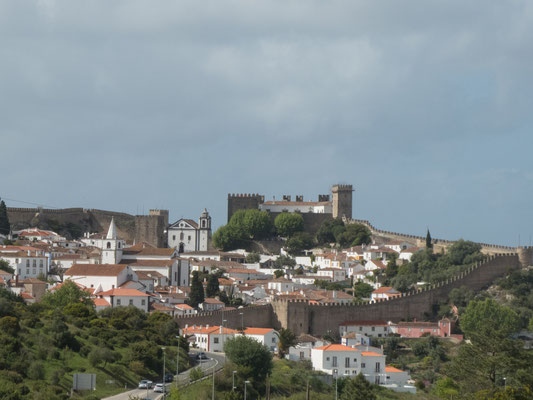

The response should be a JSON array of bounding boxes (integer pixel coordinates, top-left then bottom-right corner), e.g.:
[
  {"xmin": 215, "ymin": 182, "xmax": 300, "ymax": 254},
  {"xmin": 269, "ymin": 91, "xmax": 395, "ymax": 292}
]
[
  {"xmin": 181, "ymin": 325, "xmax": 238, "ymax": 352},
  {"xmin": 259, "ymin": 200, "xmax": 332, "ymax": 214},
  {"xmin": 0, "ymin": 246, "xmax": 49, "ymax": 280},
  {"xmin": 167, "ymin": 209, "xmax": 212, "ymax": 253},
  {"xmin": 63, "ymin": 263, "xmax": 136, "ymax": 293},
  {"xmin": 316, "ymin": 268, "xmax": 347, "ymax": 282},
  {"xmin": 241, "ymin": 328, "xmax": 279, "ymax": 352},
  {"xmin": 267, "ymin": 277, "xmax": 295, "ymax": 293},
  {"xmin": 339, "ymin": 321, "xmax": 393, "ymax": 338},
  {"xmin": 101, "ymin": 218, "xmax": 126, "ymax": 264},
  {"xmin": 97, "ymin": 288, "xmax": 150, "ymax": 312}
]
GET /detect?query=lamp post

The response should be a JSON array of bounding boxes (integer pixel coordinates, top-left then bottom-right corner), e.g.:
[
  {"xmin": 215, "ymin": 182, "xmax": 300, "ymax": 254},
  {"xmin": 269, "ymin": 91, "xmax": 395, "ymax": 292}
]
[
  {"xmin": 232, "ymin": 370, "xmax": 237, "ymax": 391},
  {"xmin": 503, "ymin": 377, "xmax": 507, "ymax": 390},
  {"xmin": 334, "ymin": 371, "xmax": 338, "ymax": 400},
  {"xmin": 175, "ymin": 336, "xmax": 180, "ymax": 389},
  {"xmin": 244, "ymin": 380, "xmax": 250, "ymax": 400},
  {"xmin": 162, "ymin": 347, "xmax": 166, "ymax": 396}
]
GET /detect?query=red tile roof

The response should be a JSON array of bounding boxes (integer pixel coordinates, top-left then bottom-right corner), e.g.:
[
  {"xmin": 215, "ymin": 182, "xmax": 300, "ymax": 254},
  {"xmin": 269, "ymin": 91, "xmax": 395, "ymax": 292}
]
[
  {"xmin": 244, "ymin": 328, "xmax": 274, "ymax": 335},
  {"xmin": 98, "ymin": 288, "xmax": 149, "ymax": 297},
  {"xmin": 314, "ymin": 344, "xmax": 358, "ymax": 352},
  {"xmin": 385, "ymin": 366, "xmax": 404, "ymax": 373},
  {"xmin": 93, "ymin": 298, "xmax": 111, "ymax": 307},
  {"xmin": 65, "ymin": 264, "xmax": 128, "ymax": 277}
]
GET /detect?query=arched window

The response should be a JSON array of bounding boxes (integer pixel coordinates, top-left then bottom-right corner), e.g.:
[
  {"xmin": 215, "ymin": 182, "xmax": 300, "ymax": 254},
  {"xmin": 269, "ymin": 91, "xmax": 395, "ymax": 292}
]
[
  {"xmin": 180, "ymin": 232, "xmax": 184, "ymax": 240},
  {"xmin": 173, "ymin": 235, "xmax": 176, "ymax": 241},
  {"xmin": 107, "ymin": 242, "xmax": 111, "ymax": 249},
  {"xmin": 202, "ymin": 220, "xmax": 206, "ymax": 228}
]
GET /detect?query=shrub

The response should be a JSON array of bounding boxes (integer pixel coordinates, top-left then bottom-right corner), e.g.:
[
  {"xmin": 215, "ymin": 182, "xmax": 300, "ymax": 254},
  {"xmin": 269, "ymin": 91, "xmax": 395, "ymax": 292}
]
[{"xmin": 27, "ymin": 361, "xmax": 45, "ymax": 380}]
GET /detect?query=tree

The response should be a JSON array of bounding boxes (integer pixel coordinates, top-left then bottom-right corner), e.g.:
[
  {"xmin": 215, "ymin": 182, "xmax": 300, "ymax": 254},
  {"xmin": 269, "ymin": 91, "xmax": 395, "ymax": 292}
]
[
  {"xmin": 274, "ymin": 213, "xmax": 304, "ymax": 237},
  {"xmin": 446, "ymin": 239, "xmax": 483, "ymax": 265},
  {"xmin": 274, "ymin": 270, "xmax": 284, "ymax": 279},
  {"xmin": 450, "ymin": 299, "xmax": 525, "ymax": 391},
  {"xmin": 432, "ymin": 377, "xmax": 459, "ymax": 399},
  {"xmin": 0, "ymin": 200, "xmax": 10, "ymax": 236},
  {"xmin": 340, "ymin": 373, "xmax": 376, "ymax": 400},
  {"xmin": 277, "ymin": 328, "xmax": 297, "ymax": 357},
  {"xmin": 245, "ymin": 252, "xmax": 260, "ymax": 263},
  {"xmin": 206, "ymin": 274, "xmax": 220, "ymax": 298},
  {"xmin": 286, "ymin": 232, "xmax": 315, "ymax": 255},
  {"xmin": 41, "ymin": 280, "xmax": 93, "ymax": 308},
  {"xmin": 213, "ymin": 224, "xmax": 246, "ymax": 251},
  {"xmin": 353, "ymin": 282, "xmax": 374, "ymax": 299},
  {"xmin": 0, "ymin": 260, "xmax": 14, "ymax": 274},
  {"xmin": 88, "ymin": 347, "xmax": 116, "ymax": 368},
  {"xmin": 274, "ymin": 255, "xmax": 296, "ymax": 269},
  {"xmin": 336, "ymin": 223, "xmax": 371, "ymax": 248},
  {"xmin": 241, "ymin": 210, "xmax": 273, "ymax": 239},
  {"xmin": 316, "ymin": 218, "xmax": 345, "ymax": 245},
  {"xmin": 426, "ymin": 229, "xmax": 432, "ymax": 249},
  {"xmin": 188, "ymin": 271, "xmax": 205, "ymax": 307},
  {"xmin": 224, "ymin": 335, "xmax": 273, "ymax": 384}
]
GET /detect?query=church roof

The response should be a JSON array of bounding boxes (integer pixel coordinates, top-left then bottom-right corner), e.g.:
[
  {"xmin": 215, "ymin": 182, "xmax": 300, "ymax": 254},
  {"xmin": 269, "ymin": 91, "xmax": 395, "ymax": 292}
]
[
  {"xmin": 106, "ymin": 217, "xmax": 117, "ymax": 240},
  {"xmin": 168, "ymin": 219, "xmax": 198, "ymax": 229}
]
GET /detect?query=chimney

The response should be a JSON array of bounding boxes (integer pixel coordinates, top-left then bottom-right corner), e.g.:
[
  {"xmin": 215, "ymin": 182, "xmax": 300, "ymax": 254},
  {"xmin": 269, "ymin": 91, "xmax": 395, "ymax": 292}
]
[
  {"xmin": 27, "ymin": 250, "xmax": 31, "ymax": 256},
  {"xmin": 15, "ymin": 274, "xmax": 19, "ymax": 286},
  {"xmin": 206, "ymin": 324, "xmax": 209, "ymax": 329},
  {"xmin": 219, "ymin": 326, "xmax": 222, "ymax": 334},
  {"xmin": 185, "ymin": 324, "xmax": 188, "ymax": 329}
]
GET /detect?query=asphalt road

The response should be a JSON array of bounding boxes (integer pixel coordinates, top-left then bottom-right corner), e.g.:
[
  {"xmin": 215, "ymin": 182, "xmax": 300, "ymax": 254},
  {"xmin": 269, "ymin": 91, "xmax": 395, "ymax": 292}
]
[{"xmin": 103, "ymin": 350, "xmax": 226, "ymax": 400}]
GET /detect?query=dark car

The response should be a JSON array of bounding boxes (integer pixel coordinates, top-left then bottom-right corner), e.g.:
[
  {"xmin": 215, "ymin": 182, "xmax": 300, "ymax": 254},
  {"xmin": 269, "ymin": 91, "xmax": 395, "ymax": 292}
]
[
  {"xmin": 164, "ymin": 373, "xmax": 174, "ymax": 383},
  {"xmin": 196, "ymin": 352, "xmax": 208, "ymax": 360}
]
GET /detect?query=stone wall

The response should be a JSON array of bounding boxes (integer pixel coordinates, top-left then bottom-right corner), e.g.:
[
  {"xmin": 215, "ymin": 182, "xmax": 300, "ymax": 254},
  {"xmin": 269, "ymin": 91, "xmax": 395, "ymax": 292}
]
[
  {"xmin": 227, "ymin": 194, "xmax": 265, "ymax": 223},
  {"xmin": 274, "ymin": 253, "xmax": 520, "ymax": 335},
  {"xmin": 175, "ymin": 304, "xmax": 273, "ymax": 330}
]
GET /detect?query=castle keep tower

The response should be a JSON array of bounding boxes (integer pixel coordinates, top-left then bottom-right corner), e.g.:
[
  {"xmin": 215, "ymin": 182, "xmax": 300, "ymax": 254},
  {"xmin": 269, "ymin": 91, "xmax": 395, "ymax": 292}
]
[
  {"xmin": 227, "ymin": 193, "xmax": 265, "ymax": 223},
  {"xmin": 331, "ymin": 184, "xmax": 353, "ymax": 219}
]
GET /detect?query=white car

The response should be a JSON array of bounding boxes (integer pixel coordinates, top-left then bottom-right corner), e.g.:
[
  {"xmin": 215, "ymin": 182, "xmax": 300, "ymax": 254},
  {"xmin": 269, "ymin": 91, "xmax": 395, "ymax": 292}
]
[
  {"xmin": 138, "ymin": 380, "xmax": 153, "ymax": 389},
  {"xmin": 153, "ymin": 383, "xmax": 165, "ymax": 393}
]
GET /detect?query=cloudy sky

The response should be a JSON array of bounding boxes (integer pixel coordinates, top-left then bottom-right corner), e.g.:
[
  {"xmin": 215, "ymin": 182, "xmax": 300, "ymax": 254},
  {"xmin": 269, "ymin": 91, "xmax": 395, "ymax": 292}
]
[{"xmin": 1, "ymin": 1, "xmax": 533, "ymax": 246}]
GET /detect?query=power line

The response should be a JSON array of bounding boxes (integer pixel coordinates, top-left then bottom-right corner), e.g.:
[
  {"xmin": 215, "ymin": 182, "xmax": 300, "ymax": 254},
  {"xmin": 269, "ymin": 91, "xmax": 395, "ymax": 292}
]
[{"xmin": 0, "ymin": 196, "xmax": 59, "ymax": 209}]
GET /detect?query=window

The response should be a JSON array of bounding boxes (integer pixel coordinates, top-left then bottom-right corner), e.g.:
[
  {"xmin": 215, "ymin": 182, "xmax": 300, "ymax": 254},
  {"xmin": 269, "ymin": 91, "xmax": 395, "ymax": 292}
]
[
  {"xmin": 118, "ymin": 243, "xmax": 121, "ymax": 249},
  {"xmin": 180, "ymin": 232, "xmax": 184, "ymax": 240},
  {"xmin": 26, "ymin": 260, "xmax": 30, "ymax": 267},
  {"xmin": 129, "ymin": 299, "xmax": 133, "ymax": 306},
  {"xmin": 371, "ymin": 327, "xmax": 375, "ymax": 331},
  {"xmin": 345, "ymin": 357, "xmax": 350, "ymax": 367},
  {"xmin": 299, "ymin": 351, "xmax": 304, "ymax": 360},
  {"xmin": 107, "ymin": 242, "xmax": 111, "ymax": 249},
  {"xmin": 361, "ymin": 363, "xmax": 366, "ymax": 368},
  {"xmin": 375, "ymin": 376, "xmax": 380, "ymax": 384},
  {"xmin": 272, "ymin": 337, "xmax": 276, "ymax": 343},
  {"xmin": 326, "ymin": 357, "xmax": 330, "ymax": 361},
  {"xmin": 26, "ymin": 269, "xmax": 29, "ymax": 275},
  {"xmin": 375, "ymin": 362, "xmax": 381, "ymax": 372},
  {"xmin": 173, "ymin": 235, "xmax": 176, "ymax": 241},
  {"xmin": 384, "ymin": 327, "xmax": 387, "ymax": 331},
  {"xmin": 214, "ymin": 338, "xmax": 219, "ymax": 344},
  {"xmin": 202, "ymin": 220, "xmax": 206, "ymax": 228},
  {"xmin": 332, "ymin": 356, "xmax": 337, "ymax": 367},
  {"xmin": 188, "ymin": 236, "xmax": 191, "ymax": 242},
  {"xmin": 32, "ymin": 260, "xmax": 36, "ymax": 267},
  {"xmin": 117, "ymin": 299, "xmax": 121, "ymax": 305},
  {"xmin": 359, "ymin": 326, "xmax": 362, "ymax": 331}
]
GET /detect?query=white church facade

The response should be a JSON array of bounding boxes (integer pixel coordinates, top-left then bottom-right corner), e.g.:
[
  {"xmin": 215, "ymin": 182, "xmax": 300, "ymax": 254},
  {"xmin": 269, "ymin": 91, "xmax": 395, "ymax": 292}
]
[{"xmin": 167, "ymin": 209, "xmax": 212, "ymax": 253}]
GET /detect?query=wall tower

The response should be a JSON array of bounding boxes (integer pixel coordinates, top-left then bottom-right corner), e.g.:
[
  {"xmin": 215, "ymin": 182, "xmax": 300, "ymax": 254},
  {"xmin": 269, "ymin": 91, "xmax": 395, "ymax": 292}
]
[
  {"xmin": 331, "ymin": 184, "xmax": 353, "ymax": 219},
  {"xmin": 227, "ymin": 193, "xmax": 265, "ymax": 223}
]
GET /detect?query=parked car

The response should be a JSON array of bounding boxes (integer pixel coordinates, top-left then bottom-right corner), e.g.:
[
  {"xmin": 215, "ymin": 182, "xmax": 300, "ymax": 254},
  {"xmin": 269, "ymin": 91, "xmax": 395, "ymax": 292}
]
[
  {"xmin": 196, "ymin": 352, "xmax": 208, "ymax": 360},
  {"xmin": 138, "ymin": 380, "xmax": 153, "ymax": 389},
  {"xmin": 153, "ymin": 383, "xmax": 164, "ymax": 393},
  {"xmin": 164, "ymin": 373, "xmax": 174, "ymax": 383}
]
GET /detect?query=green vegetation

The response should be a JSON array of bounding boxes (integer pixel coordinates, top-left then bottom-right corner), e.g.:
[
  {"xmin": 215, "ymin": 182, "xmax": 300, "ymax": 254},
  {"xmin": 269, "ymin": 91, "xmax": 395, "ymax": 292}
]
[
  {"xmin": 285, "ymin": 231, "xmax": 315, "ymax": 255},
  {"xmin": 0, "ymin": 259, "xmax": 15, "ymax": 274},
  {"xmin": 206, "ymin": 273, "xmax": 220, "ymax": 298},
  {"xmin": 276, "ymin": 328, "xmax": 297, "ymax": 357},
  {"xmin": 245, "ymin": 252, "xmax": 261, "ymax": 263},
  {"xmin": 0, "ymin": 284, "xmax": 190, "ymax": 399},
  {"xmin": 389, "ymin": 240, "xmax": 484, "ymax": 292},
  {"xmin": 274, "ymin": 212, "xmax": 304, "ymax": 237},
  {"xmin": 0, "ymin": 199, "xmax": 10, "ymax": 236},
  {"xmin": 316, "ymin": 219, "xmax": 371, "ymax": 248},
  {"xmin": 189, "ymin": 271, "xmax": 205, "ymax": 307},
  {"xmin": 353, "ymin": 281, "xmax": 374, "ymax": 299},
  {"xmin": 213, "ymin": 210, "xmax": 273, "ymax": 250},
  {"xmin": 275, "ymin": 255, "xmax": 296, "ymax": 269}
]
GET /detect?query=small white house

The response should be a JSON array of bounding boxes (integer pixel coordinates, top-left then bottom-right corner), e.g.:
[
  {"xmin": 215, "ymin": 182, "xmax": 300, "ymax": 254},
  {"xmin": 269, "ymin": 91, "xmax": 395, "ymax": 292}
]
[
  {"xmin": 181, "ymin": 325, "xmax": 238, "ymax": 352},
  {"xmin": 241, "ymin": 328, "xmax": 279, "ymax": 352},
  {"xmin": 339, "ymin": 321, "xmax": 393, "ymax": 338},
  {"xmin": 97, "ymin": 288, "xmax": 150, "ymax": 312}
]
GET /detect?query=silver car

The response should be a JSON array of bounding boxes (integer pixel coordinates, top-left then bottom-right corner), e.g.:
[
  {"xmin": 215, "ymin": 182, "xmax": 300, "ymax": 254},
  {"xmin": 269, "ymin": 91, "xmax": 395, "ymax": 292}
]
[
  {"xmin": 138, "ymin": 380, "xmax": 153, "ymax": 389},
  {"xmin": 153, "ymin": 383, "xmax": 165, "ymax": 393}
]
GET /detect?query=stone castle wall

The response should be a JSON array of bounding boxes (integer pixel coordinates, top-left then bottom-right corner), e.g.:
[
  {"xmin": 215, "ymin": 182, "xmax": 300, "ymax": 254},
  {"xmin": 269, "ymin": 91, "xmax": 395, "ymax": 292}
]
[
  {"xmin": 175, "ymin": 304, "xmax": 273, "ymax": 331},
  {"xmin": 177, "ymin": 254, "xmax": 520, "ymax": 335},
  {"xmin": 6, "ymin": 207, "xmax": 165, "ymax": 247}
]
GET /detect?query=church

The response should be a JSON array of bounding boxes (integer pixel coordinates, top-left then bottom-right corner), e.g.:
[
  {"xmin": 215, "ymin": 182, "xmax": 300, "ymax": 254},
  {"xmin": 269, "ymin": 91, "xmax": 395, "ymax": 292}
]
[{"xmin": 167, "ymin": 209, "xmax": 212, "ymax": 253}]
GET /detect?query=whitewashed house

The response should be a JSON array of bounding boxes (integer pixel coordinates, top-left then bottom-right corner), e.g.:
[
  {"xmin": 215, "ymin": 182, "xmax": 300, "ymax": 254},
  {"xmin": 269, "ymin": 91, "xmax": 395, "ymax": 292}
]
[{"xmin": 181, "ymin": 325, "xmax": 238, "ymax": 352}]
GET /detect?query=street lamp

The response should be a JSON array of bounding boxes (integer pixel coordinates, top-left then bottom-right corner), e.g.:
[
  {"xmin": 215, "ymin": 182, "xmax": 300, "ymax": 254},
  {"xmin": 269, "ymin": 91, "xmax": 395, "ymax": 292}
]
[
  {"xmin": 162, "ymin": 347, "xmax": 166, "ymax": 396},
  {"xmin": 503, "ymin": 377, "xmax": 507, "ymax": 389},
  {"xmin": 244, "ymin": 380, "xmax": 250, "ymax": 400},
  {"xmin": 232, "ymin": 370, "xmax": 237, "ymax": 391}
]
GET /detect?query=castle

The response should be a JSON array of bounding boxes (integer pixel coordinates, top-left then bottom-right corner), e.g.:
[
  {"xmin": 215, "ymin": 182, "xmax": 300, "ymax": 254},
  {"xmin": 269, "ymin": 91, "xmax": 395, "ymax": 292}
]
[{"xmin": 227, "ymin": 184, "xmax": 354, "ymax": 231}]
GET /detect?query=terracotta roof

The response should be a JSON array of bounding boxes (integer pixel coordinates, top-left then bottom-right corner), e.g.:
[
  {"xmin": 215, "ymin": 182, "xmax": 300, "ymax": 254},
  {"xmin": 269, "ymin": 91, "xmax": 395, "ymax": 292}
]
[
  {"xmin": 385, "ymin": 366, "xmax": 404, "ymax": 373},
  {"xmin": 123, "ymin": 242, "xmax": 175, "ymax": 257},
  {"xmin": 21, "ymin": 278, "xmax": 46, "ymax": 284},
  {"xmin": 93, "ymin": 298, "xmax": 111, "ymax": 307},
  {"xmin": 53, "ymin": 254, "xmax": 82, "ymax": 260},
  {"xmin": 19, "ymin": 230, "xmax": 58, "ymax": 237},
  {"xmin": 65, "ymin": 264, "xmax": 128, "ymax": 277},
  {"xmin": 151, "ymin": 303, "xmax": 175, "ymax": 311},
  {"xmin": 98, "ymin": 288, "xmax": 149, "ymax": 297},
  {"xmin": 297, "ymin": 334, "xmax": 321, "ymax": 343},
  {"xmin": 372, "ymin": 286, "xmax": 399, "ymax": 294},
  {"xmin": 176, "ymin": 303, "xmax": 194, "ymax": 310},
  {"xmin": 124, "ymin": 259, "xmax": 175, "ymax": 267},
  {"xmin": 314, "ymin": 344, "xmax": 359, "ymax": 352},
  {"xmin": 218, "ymin": 278, "xmax": 234, "ymax": 285},
  {"xmin": 50, "ymin": 281, "xmax": 89, "ymax": 292},
  {"xmin": 191, "ymin": 260, "xmax": 244, "ymax": 269},
  {"xmin": 263, "ymin": 201, "xmax": 330, "ymax": 206},
  {"xmin": 182, "ymin": 325, "xmax": 239, "ymax": 335},
  {"xmin": 203, "ymin": 298, "xmax": 224, "ymax": 304},
  {"xmin": 21, "ymin": 293, "xmax": 34, "ymax": 299},
  {"xmin": 397, "ymin": 321, "xmax": 439, "ymax": 328},
  {"xmin": 226, "ymin": 268, "xmax": 259, "ymax": 274},
  {"xmin": 361, "ymin": 351, "xmax": 383, "ymax": 357},
  {"xmin": 0, "ymin": 269, "xmax": 13, "ymax": 275},
  {"xmin": 136, "ymin": 270, "xmax": 166, "ymax": 279},
  {"xmin": 244, "ymin": 327, "xmax": 274, "ymax": 335}
]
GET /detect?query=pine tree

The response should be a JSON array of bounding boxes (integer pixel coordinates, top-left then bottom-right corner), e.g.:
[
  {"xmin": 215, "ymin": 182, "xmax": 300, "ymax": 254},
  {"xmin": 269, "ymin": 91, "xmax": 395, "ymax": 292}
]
[
  {"xmin": 0, "ymin": 200, "xmax": 10, "ymax": 236},
  {"xmin": 205, "ymin": 274, "xmax": 220, "ymax": 298},
  {"xmin": 340, "ymin": 373, "xmax": 376, "ymax": 400},
  {"xmin": 189, "ymin": 271, "xmax": 205, "ymax": 308},
  {"xmin": 426, "ymin": 229, "xmax": 433, "ymax": 249}
]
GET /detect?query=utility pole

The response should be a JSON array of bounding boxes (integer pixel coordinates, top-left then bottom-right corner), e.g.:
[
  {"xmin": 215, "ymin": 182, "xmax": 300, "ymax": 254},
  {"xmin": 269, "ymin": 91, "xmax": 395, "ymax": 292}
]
[
  {"xmin": 306, "ymin": 378, "xmax": 309, "ymax": 400},
  {"xmin": 212, "ymin": 364, "xmax": 215, "ymax": 400},
  {"xmin": 162, "ymin": 347, "xmax": 166, "ymax": 397}
]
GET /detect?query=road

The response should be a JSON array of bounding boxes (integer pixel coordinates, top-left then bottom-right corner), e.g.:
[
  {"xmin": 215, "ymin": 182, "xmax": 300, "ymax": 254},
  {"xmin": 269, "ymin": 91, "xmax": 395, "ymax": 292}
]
[{"xmin": 103, "ymin": 350, "xmax": 226, "ymax": 400}]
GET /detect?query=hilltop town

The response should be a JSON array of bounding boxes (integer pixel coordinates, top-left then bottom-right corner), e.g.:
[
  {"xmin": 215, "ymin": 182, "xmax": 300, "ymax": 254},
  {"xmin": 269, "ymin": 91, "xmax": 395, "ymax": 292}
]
[{"xmin": 0, "ymin": 186, "xmax": 531, "ymax": 399}]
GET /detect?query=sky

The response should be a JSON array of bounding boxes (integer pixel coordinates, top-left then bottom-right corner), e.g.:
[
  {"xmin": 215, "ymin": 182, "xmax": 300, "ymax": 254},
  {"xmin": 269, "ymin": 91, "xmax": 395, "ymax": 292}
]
[{"xmin": 1, "ymin": 1, "xmax": 533, "ymax": 246}]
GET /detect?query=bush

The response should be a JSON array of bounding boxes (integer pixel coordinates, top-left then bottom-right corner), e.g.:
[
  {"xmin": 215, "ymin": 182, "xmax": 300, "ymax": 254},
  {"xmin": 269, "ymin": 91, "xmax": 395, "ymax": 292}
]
[
  {"xmin": 27, "ymin": 361, "xmax": 45, "ymax": 380},
  {"xmin": 189, "ymin": 367, "xmax": 204, "ymax": 381}
]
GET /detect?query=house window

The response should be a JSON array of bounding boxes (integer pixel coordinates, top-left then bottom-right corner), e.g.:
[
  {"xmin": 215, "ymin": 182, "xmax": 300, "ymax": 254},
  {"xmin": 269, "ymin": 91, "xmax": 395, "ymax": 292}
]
[
  {"xmin": 384, "ymin": 327, "xmax": 387, "ymax": 331},
  {"xmin": 375, "ymin": 363, "xmax": 381, "ymax": 372},
  {"xmin": 299, "ymin": 352, "xmax": 304, "ymax": 360},
  {"xmin": 375, "ymin": 376, "xmax": 380, "ymax": 384},
  {"xmin": 173, "ymin": 235, "xmax": 176, "ymax": 241},
  {"xmin": 332, "ymin": 356, "xmax": 337, "ymax": 367},
  {"xmin": 326, "ymin": 357, "xmax": 330, "ymax": 361},
  {"xmin": 359, "ymin": 327, "xmax": 362, "ymax": 331},
  {"xmin": 117, "ymin": 299, "xmax": 121, "ymax": 305},
  {"xmin": 107, "ymin": 242, "xmax": 111, "ymax": 249},
  {"xmin": 188, "ymin": 236, "xmax": 191, "ymax": 242},
  {"xmin": 26, "ymin": 269, "xmax": 29, "ymax": 275},
  {"xmin": 180, "ymin": 232, "xmax": 184, "ymax": 240},
  {"xmin": 371, "ymin": 327, "xmax": 375, "ymax": 331},
  {"xmin": 26, "ymin": 260, "xmax": 30, "ymax": 267},
  {"xmin": 214, "ymin": 338, "xmax": 219, "ymax": 344},
  {"xmin": 272, "ymin": 337, "xmax": 276, "ymax": 343},
  {"xmin": 129, "ymin": 299, "xmax": 133, "ymax": 306},
  {"xmin": 345, "ymin": 357, "xmax": 350, "ymax": 367},
  {"xmin": 32, "ymin": 260, "xmax": 36, "ymax": 267},
  {"xmin": 361, "ymin": 363, "xmax": 366, "ymax": 368}
]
